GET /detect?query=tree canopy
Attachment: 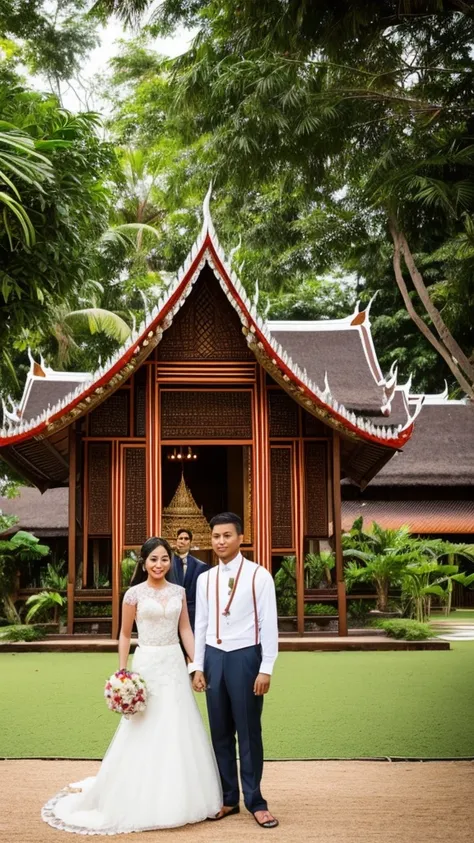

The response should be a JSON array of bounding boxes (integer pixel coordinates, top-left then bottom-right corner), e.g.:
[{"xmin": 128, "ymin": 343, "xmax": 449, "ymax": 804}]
[{"xmin": 0, "ymin": 0, "xmax": 473, "ymax": 401}]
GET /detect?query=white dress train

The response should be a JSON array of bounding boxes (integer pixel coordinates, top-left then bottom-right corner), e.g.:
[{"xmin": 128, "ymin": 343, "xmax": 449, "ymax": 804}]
[{"xmin": 41, "ymin": 581, "xmax": 222, "ymax": 835}]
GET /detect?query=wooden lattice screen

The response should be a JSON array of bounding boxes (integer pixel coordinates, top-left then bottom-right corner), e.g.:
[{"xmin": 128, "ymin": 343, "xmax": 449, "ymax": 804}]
[
  {"xmin": 88, "ymin": 443, "xmax": 111, "ymax": 535},
  {"xmin": 89, "ymin": 390, "xmax": 130, "ymax": 437},
  {"xmin": 270, "ymin": 446, "xmax": 294, "ymax": 549},
  {"xmin": 157, "ymin": 268, "xmax": 253, "ymax": 361},
  {"xmin": 304, "ymin": 441, "xmax": 329, "ymax": 537},
  {"xmin": 160, "ymin": 390, "xmax": 253, "ymax": 439},
  {"xmin": 268, "ymin": 390, "xmax": 299, "ymax": 438},
  {"xmin": 124, "ymin": 447, "xmax": 147, "ymax": 546}
]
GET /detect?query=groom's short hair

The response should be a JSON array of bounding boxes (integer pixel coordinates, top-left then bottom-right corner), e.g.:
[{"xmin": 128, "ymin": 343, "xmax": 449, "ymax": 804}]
[{"xmin": 209, "ymin": 512, "xmax": 243, "ymax": 535}]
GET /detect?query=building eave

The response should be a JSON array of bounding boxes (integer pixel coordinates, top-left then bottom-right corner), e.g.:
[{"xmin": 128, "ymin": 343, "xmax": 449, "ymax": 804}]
[{"xmin": 0, "ymin": 194, "xmax": 414, "ymax": 453}]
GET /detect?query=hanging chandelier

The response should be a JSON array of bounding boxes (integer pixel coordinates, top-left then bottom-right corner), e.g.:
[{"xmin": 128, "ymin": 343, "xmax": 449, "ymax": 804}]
[{"xmin": 167, "ymin": 446, "xmax": 198, "ymax": 461}]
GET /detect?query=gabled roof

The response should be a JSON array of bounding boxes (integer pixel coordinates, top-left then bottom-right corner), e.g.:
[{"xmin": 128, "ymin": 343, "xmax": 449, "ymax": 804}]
[
  {"xmin": 0, "ymin": 189, "xmax": 414, "ymax": 450},
  {"xmin": 0, "ymin": 189, "xmax": 419, "ymax": 489},
  {"xmin": 368, "ymin": 398, "xmax": 474, "ymax": 487},
  {"xmin": 0, "ymin": 486, "xmax": 68, "ymax": 536},
  {"xmin": 268, "ymin": 303, "xmax": 391, "ymax": 416}
]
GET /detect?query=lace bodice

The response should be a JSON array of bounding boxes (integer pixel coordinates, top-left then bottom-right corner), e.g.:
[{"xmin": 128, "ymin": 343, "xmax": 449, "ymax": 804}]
[{"xmin": 123, "ymin": 582, "xmax": 184, "ymax": 646}]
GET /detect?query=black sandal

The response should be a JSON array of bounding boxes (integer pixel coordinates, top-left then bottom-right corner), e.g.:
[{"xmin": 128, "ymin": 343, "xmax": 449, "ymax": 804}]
[
  {"xmin": 253, "ymin": 811, "xmax": 279, "ymax": 828},
  {"xmin": 208, "ymin": 805, "xmax": 240, "ymax": 821}
]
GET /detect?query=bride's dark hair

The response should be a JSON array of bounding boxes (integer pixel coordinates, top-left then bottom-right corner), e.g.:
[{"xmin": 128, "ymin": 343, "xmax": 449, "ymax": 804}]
[{"xmin": 129, "ymin": 536, "xmax": 174, "ymax": 586}]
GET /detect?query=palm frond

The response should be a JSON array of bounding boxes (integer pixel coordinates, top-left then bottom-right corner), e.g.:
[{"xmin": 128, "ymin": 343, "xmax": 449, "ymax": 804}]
[{"xmin": 65, "ymin": 308, "xmax": 131, "ymax": 343}]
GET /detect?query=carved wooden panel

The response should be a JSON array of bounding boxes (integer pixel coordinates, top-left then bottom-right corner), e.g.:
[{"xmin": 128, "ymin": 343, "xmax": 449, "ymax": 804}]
[
  {"xmin": 268, "ymin": 390, "xmax": 299, "ymax": 437},
  {"xmin": 270, "ymin": 447, "xmax": 293, "ymax": 548},
  {"xmin": 135, "ymin": 384, "xmax": 146, "ymax": 438},
  {"xmin": 157, "ymin": 267, "xmax": 253, "ymax": 361},
  {"xmin": 304, "ymin": 442, "xmax": 329, "ymax": 537},
  {"xmin": 88, "ymin": 444, "xmax": 111, "ymax": 535},
  {"xmin": 161, "ymin": 390, "xmax": 253, "ymax": 439},
  {"xmin": 303, "ymin": 410, "xmax": 328, "ymax": 437},
  {"xmin": 89, "ymin": 390, "xmax": 129, "ymax": 437},
  {"xmin": 124, "ymin": 447, "xmax": 147, "ymax": 546}
]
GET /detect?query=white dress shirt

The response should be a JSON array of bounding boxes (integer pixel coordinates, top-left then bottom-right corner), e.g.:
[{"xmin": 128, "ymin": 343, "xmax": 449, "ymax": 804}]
[{"xmin": 188, "ymin": 553, "xmax": 279, "ymax": 676}]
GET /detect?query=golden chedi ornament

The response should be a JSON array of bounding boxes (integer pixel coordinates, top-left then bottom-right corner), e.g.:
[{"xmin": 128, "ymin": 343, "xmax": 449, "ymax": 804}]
[{"xmin": 161, "ymin": 474, "xmax": 211, "ymax": 550}]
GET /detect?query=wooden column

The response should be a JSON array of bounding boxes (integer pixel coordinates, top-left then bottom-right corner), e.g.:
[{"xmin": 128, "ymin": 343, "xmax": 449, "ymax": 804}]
[
  {"xmin": 294, "ymin": 439, "xmax": 305, "ymax": 636},
  {"xmin": 67, "ymin": 423, "xmax": 77, "ymax": 635},
  {"xmin": 254, "ymin": 369, "xmax": 272, "ymax": 569},
  {"xmin": 147, "ymin": 363, "xmax": 159, "ymax": 535},
  {"xmin": 82, "ymin": 441, "xmax": 89, "ymax": 587},
  {"xmin": 332, "ymin": 433, "xmax": 348, "ymax": 636},
  {"xmin": 111, "ymin": 440, "xmax": 123, "ymax": 639}
]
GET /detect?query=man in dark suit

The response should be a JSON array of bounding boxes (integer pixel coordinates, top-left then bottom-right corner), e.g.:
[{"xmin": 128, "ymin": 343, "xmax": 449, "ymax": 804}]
[{"xmin": 169, "ymin": 528, "xmax": 209, "ymax": 631}]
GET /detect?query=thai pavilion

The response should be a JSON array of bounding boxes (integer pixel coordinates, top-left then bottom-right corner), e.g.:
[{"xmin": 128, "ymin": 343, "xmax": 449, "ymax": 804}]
[{"xmin": 0, "ymin": 192, "xmax": 422, "ymax": 639}]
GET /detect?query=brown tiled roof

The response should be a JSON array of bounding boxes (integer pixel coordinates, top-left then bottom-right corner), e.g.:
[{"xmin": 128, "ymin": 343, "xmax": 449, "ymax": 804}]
[
  {"xmin": 0, "ymin": 487, "xmax": 68, "ymax": 536},
  {"xmin": 370, "ymin": 403, "xmax": 474, "ymax": 486},
  {"xmin": 342, "ymin": 499, "xmax": 474, "ymax": 534},
  {"xmin": 269, "ymin": 328, "xmax": 385, "ymax": 414},
  {"xmin": 22, "ymin": 379, "xmax": 89, "ymax": 423}
]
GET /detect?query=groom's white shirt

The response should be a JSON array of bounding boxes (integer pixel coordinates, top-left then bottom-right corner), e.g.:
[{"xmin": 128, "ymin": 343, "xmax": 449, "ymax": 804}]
[{"xmin": 188, "ymin": 553, "xmax": 279, "ymax": 676}]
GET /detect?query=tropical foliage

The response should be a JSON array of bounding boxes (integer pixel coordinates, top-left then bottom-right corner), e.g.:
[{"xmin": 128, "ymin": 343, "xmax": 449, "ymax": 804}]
[
  {"xmin": 0, "ymin": 522, "xmax": 50, "ymax": 622},
  {"xmin": 375, "ymin": 618, "xmax": 432, "ymax": 641},
  {"xmin": 92, "ymin": 0, "xmax": 474, "ymax": 395},
  {"xmin": 343, "ymin": 519, "xmax": 474, "ymax": 620},
  {"xmin": 25, "ymin": 590, "xmax": 65, "ymax": 625}
]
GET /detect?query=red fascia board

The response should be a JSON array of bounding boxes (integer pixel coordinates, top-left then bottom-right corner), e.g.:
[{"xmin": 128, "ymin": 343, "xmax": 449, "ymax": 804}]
[{"xmin": 0, "ymin": 234, "xmax": 413, "ymax": 450}]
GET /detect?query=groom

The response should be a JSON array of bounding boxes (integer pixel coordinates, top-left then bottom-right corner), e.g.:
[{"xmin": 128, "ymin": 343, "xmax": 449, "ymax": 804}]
[
  {"xmin": 168, "ymin": 527, "xmax": 209, "ymax": 631},
  {"xmin": 188, "ymin": 512, "xmax": 279, "ymax": 828}
]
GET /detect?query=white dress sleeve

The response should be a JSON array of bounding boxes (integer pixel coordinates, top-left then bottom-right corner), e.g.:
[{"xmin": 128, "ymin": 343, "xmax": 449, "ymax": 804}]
[{"xmin": 123, "ymin": 586, "xmax": 138, "ymax": 606}]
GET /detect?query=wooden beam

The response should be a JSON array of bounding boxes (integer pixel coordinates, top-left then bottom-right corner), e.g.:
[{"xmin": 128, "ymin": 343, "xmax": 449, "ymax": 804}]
[
  {"xmin": 332, "ymin": 433, "xmax": 348, "ymax": 636},
  {"xmin": 67, "ymin": 424, "xmax": 77, "ymax": 635}
]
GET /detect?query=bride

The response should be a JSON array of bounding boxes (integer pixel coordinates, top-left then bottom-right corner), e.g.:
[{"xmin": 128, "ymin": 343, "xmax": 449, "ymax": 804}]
[{"xmin": 42, "ymin": 536, "xmax": 222, "ymax": 835}]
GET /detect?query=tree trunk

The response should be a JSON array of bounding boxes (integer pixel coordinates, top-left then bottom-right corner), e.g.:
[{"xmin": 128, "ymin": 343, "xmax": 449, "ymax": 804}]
[
  {"xmin": 390, "ymin": 219, "xmax": 474, "ymax": 398},
  {"xmin": 395, "ymin": 222, "xmax": 474, "ymax": 386},
  {"xmin": 375, "ymin": 580, "xmax": 389, "ymax": 612},
  {"xmin": 3, "ymin": 594, "xmax": 21, "ymax": 624}
]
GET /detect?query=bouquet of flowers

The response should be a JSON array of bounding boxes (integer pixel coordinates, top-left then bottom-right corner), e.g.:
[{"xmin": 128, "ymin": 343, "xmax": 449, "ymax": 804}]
[{"xmin": 104, "ymin": 669, "xmax": 147, "ymax": 718}]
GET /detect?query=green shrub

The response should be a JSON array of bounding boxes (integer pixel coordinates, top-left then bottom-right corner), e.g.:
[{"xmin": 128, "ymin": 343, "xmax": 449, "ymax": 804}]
[
  {"xmin": 277, "ymin": 595, "xmax": 296, "ymax": 616},
  {"xmin": 75, "ymin": 602, "xmax": 112, "ymax": 618},
  {"xmin": 121, "ymin": 554, "xmax": 137, "ymax": 588},
  {"xmin": 376, "ymin": 619, "xmax": 432, "ymax": 640},
  {"xmin": 348, "ymin": 600, "xmax": 376, "ymax": 624},
  {"xmin": 304, "ymin": 603, "xmax": 338, "ymax": 616},
  {"xmin": 0, "ymin": 624, "xmax": 45, "ymax": 641}
]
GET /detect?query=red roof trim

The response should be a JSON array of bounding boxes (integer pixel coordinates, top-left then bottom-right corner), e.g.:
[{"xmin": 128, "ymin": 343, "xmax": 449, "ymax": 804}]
[{"xmin": 0, "ymin": 233, "xmax": 413, "ymax": 449}]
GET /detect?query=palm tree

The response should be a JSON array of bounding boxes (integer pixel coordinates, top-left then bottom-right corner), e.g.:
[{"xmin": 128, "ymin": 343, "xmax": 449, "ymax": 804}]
[
  {"xmin": 343, "ymin": 519, "xmax": 417, "ymax": 612},
  {"xmin": 402, "ymin": 540, "xmax": 474, "ymax": 621}
]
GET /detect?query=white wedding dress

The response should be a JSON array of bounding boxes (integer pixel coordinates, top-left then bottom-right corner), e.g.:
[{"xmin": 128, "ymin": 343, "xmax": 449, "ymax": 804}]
[{"xmin": 42, "ymin": 581, "xmax": 222, "ymax": 835}]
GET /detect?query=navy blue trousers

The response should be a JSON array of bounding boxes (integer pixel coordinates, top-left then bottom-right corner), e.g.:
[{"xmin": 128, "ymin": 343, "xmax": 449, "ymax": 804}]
[{"xmin": 204, "ymin": 644, "xmax": 267, "ymax": 813}]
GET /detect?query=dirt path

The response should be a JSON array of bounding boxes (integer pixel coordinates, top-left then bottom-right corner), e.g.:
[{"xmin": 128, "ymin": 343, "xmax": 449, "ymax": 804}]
[{"xmin": 1, "ymin": 759, "xmax": 473, "ymax": 843}]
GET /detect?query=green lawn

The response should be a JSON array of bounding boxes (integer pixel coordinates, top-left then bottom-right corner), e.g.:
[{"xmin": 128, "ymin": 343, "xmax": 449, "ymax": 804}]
[
  {"xmin": 2, "ymin": 645, "xmax": 474, "ymax": 760},
  {"xmin": 430, "ymin": 611, "xmax": 474, "ymax": 621}
]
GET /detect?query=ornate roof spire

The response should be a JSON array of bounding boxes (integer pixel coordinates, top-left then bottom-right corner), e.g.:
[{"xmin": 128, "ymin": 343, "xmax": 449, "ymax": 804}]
[{"xmin": 161, "ymin": 474, "xmax": 211, "ymax": 550}]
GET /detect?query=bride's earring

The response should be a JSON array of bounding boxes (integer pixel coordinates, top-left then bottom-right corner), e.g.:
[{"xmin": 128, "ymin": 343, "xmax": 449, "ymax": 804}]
[{"xmin": 142, "ymin": 564, "xmax": 146, "ymax": 572}]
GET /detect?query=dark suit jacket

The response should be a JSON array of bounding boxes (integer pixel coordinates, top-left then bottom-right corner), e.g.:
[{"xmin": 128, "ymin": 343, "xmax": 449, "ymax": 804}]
[{"xmin": 169, "ymin": 553, "xmax": 209, "ymax": 631}]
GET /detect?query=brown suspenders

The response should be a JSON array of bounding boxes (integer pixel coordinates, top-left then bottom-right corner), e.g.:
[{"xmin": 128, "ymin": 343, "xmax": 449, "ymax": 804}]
[{"xmin": 206, "ymin": 561, "xmax": 259, "ymax": 646}]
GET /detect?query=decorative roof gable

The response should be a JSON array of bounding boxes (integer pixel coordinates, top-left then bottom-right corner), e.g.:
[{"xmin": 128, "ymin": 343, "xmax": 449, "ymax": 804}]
[{"xmin": 0, "ymin": 187, "xmax": 416, "ymax": 453}]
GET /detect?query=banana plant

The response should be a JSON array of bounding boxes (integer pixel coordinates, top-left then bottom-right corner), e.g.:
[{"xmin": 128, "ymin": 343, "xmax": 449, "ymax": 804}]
[
  {"xmin": 25, "ymin": 590, "xmax": 65, "ymax": 626},
  {"xmin": 0, "ymin": 529, "xmax": 50, "ymax": 622}
]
